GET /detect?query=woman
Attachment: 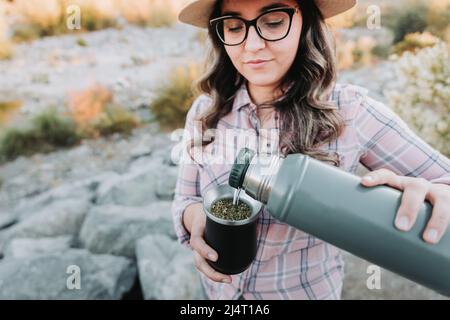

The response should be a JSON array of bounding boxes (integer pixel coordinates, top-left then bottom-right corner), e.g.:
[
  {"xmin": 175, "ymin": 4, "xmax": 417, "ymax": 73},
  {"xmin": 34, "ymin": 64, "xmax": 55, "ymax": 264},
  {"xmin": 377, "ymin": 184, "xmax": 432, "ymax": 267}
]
[{"xmin": 171, "ymin": 0, "xmax": 450, "ymax": 299}]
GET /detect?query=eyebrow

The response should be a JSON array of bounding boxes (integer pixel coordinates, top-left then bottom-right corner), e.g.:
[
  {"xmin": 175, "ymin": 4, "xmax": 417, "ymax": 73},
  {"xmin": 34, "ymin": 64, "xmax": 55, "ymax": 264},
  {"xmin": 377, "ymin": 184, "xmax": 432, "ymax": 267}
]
[{"xmin": 222, "ymin": 2, "xmax": 290, "ymax": 16}]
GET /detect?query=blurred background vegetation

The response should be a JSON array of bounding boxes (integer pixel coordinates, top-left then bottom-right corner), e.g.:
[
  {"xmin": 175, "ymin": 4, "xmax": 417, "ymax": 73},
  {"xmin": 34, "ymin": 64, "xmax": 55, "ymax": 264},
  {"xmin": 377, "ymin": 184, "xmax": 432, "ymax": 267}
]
[
  {"xmin": 0, "ymin": 0, "xmax": 448, "ymax": 163},
  {"xmin": 0, "ymin": 0, "xmax": 448, "ymax": 301}
]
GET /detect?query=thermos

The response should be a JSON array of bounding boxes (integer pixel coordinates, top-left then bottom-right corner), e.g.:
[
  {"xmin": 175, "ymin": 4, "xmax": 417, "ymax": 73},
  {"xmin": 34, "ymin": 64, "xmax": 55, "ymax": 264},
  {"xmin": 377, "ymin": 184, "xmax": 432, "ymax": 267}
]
[{"xmin": 228, "ymin": 148, "xmax": 450, "ymax": 296}]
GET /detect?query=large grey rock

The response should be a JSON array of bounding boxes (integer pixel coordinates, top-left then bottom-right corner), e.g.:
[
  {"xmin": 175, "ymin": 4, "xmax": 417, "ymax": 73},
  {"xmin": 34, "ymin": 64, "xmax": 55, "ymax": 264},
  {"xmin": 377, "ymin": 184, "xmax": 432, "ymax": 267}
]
[
  {"xmin": 341, "ymin": 251, "xmax": 449, "ymax": 300},
  {"xmin": 3, "ymin": 236, "xmax": 73, "ymax": 258},
  {"xmin": 0, "ymin": 249, "xmax": 136, "ymax": 299},
  {"xmin": 95, "ymin": 165, "xmax": 158, "ymax": 206},
  {"xmin": 12, "ymin": 173, "xmax": 107, "ymax": 220},
  {"xmin": 0, "ymin": 211, "xmax": 17, "ymax": 230},
  {"xmin": 136, "ymin": 234, "xmax": 204, "ymax": 300},
  {"xmin": 0, "ymin": 198, "xmax": 90, "ymax": 253},
  {"xmin": 79, "ymin": 202, "xmax": 176, "ymax": 258}
]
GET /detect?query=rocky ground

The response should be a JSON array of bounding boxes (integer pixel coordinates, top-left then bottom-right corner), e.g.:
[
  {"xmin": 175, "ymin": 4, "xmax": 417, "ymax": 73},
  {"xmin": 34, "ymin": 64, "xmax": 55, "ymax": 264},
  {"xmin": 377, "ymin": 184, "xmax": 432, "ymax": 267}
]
[{"xmin": 0, "ymin": 23, "xmax": 447, "ymax": 300}]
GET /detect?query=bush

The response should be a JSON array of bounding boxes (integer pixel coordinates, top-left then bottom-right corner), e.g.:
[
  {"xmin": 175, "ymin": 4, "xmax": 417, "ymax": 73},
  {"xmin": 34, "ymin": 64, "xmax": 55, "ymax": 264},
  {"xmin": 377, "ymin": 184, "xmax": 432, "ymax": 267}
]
[
  {"xmin": 0, "ymin": 128, "xmax": 43, "ymax": 161},
  {"xmin": 32, "ymin": 108, "xmax": 80, "ymax": 147},
  {"xmin": 335, "ymin": 34, "xmax": 377, "ymax": 70},
  {"xmin": 147, "ymin": 7, "xmax": 176, "ymax": 28},
  {"xmin": 150, "ymin": 64, "xmax": 200, "ymax": 131},
  {"xmin": 93, "ymin": 104, "xmax": 140, "ymax": 137},
  {"xmin": 385, "ymin": 42, "xmax": 450, "ymax": 157},
  {"xmin": 385, "ymin": 3, "xmax": 428, "ymax": 43},
  {"xmin": 393, "ymin": 32, "xmax": 440, "ymax": 55},
  {"xmin": 0, "ymin": 109, "xmax": 81, "ymax": 162},
  {"xmin": 0, "ymin": 12, "xmax": 13, "ymax": 59},
  {"xmin": 11, "ymin": 0, "xmax": 118, "ymax": 41},
  {"xmin": 384, "ymin": 0, "xmax": 450, "ymax": 44},
  {"xmin": 0, "ymin": 101, "xmax": 22, "ymax": 125},
  {"xmin": 425, "ymin": 1, "xmax": 450, "ymax": 41}
]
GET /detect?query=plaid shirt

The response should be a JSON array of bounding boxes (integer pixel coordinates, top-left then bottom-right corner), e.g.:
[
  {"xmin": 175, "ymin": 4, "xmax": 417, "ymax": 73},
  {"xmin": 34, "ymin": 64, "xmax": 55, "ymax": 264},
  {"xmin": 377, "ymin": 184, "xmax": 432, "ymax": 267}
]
[{"xmin": 171, "ymin": 82, "xmax": 450, "ymax": 300}]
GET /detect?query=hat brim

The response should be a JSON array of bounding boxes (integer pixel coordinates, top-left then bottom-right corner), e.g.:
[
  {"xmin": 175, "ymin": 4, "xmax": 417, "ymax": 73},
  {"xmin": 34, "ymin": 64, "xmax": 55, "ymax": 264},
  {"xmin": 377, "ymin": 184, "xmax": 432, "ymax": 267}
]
[{"xmin": 178, "ymin": 0, "xmax": 358, "ymax": 28}]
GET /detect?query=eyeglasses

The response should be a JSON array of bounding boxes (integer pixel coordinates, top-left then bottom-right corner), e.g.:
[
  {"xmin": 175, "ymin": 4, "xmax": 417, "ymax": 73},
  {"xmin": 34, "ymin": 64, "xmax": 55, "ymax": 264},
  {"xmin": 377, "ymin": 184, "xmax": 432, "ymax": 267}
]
[{"xmin": 210, "ymin": 7, "xmax": 300, "ymax": 46}]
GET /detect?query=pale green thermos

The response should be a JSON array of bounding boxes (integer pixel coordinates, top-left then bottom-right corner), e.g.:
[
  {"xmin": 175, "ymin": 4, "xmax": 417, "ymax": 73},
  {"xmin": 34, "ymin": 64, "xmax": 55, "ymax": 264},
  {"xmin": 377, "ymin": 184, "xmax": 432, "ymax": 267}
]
[{"xmin": 228, "ymin": 148, "xmax": 450, "ymax": 297}]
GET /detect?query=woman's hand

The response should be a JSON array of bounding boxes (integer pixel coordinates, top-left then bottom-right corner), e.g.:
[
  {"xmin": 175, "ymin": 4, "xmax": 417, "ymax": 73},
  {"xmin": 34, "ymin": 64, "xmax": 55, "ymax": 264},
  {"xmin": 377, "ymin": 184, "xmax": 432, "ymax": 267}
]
[
  {"xmin": 360, "ymin": 168, "xmax": 450, "ymax": 244},
  {"xmin": 184, "ymin": 203, "xmax": 232, "ymax": 284}
]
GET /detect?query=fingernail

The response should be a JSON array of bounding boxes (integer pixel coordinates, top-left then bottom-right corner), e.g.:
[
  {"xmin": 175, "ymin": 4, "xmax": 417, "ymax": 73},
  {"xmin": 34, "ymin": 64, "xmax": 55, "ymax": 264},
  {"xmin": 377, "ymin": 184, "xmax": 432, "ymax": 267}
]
[
  {"xmin": 396, "ymin": 216, "xmax": 410, "ymax": 230},
  {"xmin": 208, "ymin": 252, "xmax": 217, "ymax": 261},
  {"xmin": 222, "ymin": 278, "xmax": 231, "ymax": 283},
  {"xmin": 363, "ymin": 175, "xmax": 374, "ymax": 182},
  {"xmin": 426, "ymin": 229, "xmax": 439, "ymax": 243}
]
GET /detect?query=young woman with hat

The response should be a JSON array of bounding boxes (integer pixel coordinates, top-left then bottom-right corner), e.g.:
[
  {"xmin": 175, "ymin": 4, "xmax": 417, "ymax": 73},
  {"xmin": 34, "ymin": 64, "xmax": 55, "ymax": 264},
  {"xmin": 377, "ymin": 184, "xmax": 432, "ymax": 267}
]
[{"xmin": 172, "ymin": 0, "xmax": 450, "ymax": 300}]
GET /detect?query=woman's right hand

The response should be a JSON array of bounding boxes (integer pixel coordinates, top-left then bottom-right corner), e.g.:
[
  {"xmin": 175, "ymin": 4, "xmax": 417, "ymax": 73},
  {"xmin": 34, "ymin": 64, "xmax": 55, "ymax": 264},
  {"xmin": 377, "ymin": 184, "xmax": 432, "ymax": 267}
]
[{"xmin": 184, "ymin": 203, "xmax": 232, "ymax": 284}]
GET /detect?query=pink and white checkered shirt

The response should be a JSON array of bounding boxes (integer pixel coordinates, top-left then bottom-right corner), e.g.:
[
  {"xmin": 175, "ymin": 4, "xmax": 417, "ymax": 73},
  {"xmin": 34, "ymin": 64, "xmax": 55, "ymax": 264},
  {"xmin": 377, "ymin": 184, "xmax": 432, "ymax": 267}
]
[{"xmin": 171, "ymin": 82, "xmax": 450, "ymax": 300}]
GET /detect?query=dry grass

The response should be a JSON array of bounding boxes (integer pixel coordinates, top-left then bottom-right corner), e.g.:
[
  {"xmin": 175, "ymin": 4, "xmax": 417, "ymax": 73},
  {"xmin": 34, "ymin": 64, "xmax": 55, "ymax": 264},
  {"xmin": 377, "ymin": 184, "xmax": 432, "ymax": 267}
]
[
  {"xmin": 7, "ymin": 0, "xmax": 192, "ymax": 42},
  {"xmin": 0, "ymin": 101, "xmax": 22, "ymax": 125},
  {"xmin": 0, "ymin": 83, "xmax": 141, "ymax": 163},
  {"xmin": 0, "ymin": 108, "xmax": 81, "ymax": 163},
  {"xmin": 66, "ymin": 83, "xmax": 139, "ymax": 138},
  {"xmin": 150, "ymin": 63, "xmax": 201, "ymax": 131},
  {"xmin": 0, "ymin": 3, "xmax": 13, "ymax": 59}
]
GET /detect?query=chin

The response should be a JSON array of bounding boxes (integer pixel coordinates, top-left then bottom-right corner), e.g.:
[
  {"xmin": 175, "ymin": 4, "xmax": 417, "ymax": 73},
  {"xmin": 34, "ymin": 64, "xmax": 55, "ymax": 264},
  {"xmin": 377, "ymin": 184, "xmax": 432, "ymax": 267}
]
[{"xmin": 243, "ymin": 73, "xmax": 281, "ymax": 88}]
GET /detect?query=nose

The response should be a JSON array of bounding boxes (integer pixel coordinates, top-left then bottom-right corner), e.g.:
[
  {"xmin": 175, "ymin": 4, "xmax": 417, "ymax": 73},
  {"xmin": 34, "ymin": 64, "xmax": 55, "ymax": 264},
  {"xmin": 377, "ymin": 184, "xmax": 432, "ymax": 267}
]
[{"xmin": 244, "ymin": 25, "xmax": 265, "ymax": 52}]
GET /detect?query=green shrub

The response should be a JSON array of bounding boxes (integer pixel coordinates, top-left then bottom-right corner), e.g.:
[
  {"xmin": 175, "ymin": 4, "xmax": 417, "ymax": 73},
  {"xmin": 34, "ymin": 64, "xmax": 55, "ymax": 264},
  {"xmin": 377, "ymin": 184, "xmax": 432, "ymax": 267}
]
[
  {"xmin": 0, "ymin": 128, "xmax": 42, "ymax": 161},
  {"xmin": 32, "ymin": 109, "xmax": 80, "ymax": 147},
  {"xmin": 93, "ymin": 104, "xmax": 140, "ymax": 137},
  {"xmin": 147, "ymin": 7, "xmax": 176, "ymax": 28},
  {"xmin": 76, "ymin": 37, "xmax": 87, "ymax": 47},
  {"xmin": 385, "ymin": 43, "xmax": 450, "ymax": 157},
  {"xmin": 0, "ymin": 108, "xmax": 80, "ymax": 163},
  {"xmin": 150, "ymin": 65, "xmax": 200, "ymax": 131},
  {"xmin": 12, "ymin": 24, "xmax": 44, "ymax": 42},
  {"xmin": 393, "ymin": 32, "xmax": 439, "ymax": 55},
  {"xmin": 385, "ymin": 4, "xmax": 428, "ymax": 43}
]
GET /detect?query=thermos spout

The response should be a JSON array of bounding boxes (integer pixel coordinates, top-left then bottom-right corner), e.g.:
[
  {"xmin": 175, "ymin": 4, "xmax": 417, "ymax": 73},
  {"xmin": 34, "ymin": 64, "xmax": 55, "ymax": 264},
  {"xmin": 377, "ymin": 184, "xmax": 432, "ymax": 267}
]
[{"xmin": 229, "ymin": 148, "xmax": 283, "ymax": 204}]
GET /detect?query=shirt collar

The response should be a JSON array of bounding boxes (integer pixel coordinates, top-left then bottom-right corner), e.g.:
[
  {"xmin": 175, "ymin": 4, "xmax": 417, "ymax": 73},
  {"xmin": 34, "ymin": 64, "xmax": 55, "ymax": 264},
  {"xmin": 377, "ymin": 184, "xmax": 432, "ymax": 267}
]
[
  {"xmin": 232, "ymin": 80, "xmax": 295, "ymax": 112},
  {"xmin": 232, "ymin": 81, "xmax": 255, "ymax": 111}
]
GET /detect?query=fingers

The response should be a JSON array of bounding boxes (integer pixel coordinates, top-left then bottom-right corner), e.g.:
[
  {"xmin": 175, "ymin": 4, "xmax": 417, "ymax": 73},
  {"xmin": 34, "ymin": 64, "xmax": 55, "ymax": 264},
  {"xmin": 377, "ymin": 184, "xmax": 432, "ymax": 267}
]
[
  {"xmin": 394, "ymin": 179, "xmax": 430, "ymax": 231},
  {"xmin": 360, "ymin": 170, "xmax": 450, "ymax": 245},
  {"xmin": 361, "ymin": 168, "xmax": 404, "ymax": 190},
  {"xmin": 189, "ymin": 208, "xmax": 231, "ymax": 283},
  {"xmin": 194, "ymin": 251, "xmax": 232, "ymax": 283},
  {"xmin": 190, "ymin": 211, "xmax": 218, "ymax": 262},
  {"xmin": 423, "ymin": 199, "xmax": 449, "ymax": 244},
  {"xmin": 190, "ymin": 233, "xmax": 218, "ymax": 262}
]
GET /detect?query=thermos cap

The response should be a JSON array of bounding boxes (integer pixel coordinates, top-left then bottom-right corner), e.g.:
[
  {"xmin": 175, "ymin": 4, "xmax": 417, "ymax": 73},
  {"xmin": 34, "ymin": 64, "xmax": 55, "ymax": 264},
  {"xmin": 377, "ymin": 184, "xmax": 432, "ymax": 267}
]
[{"xmin": 229, "ymin": 148, "xmax": 256, "ymax": 188}]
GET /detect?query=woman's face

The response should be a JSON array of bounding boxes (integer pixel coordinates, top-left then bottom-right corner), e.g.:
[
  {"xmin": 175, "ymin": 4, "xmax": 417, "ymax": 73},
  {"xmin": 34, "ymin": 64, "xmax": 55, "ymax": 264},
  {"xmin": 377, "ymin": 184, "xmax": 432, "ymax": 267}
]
[{"xmin": 220, "ymin": 0, "xmax": 302, "ymax": 89}]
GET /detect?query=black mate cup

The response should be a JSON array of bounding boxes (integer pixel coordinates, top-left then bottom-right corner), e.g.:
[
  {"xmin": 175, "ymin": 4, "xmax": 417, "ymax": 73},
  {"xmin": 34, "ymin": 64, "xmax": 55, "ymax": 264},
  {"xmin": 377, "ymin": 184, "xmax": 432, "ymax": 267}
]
[{"xmin": 203, "ymin": 184, "xmax": 263, "ymax": 275}]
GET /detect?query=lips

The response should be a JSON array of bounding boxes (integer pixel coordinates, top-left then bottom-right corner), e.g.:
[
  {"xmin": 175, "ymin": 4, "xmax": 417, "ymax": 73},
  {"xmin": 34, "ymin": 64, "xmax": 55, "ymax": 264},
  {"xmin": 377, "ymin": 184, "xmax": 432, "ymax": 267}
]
[{"xmin": 245, "ymin": 59, "xmax": 272, "ymax": 64}]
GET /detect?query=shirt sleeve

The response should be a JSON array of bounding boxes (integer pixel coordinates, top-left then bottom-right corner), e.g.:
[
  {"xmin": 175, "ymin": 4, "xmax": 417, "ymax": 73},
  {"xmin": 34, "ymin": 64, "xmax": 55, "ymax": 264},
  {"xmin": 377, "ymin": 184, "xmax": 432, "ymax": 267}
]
[
  {"xmin": 171, "ymin": 95, "xmax": 211, "ymax": 248},
  {"xmin": 353, "ymin": 88, "xmax": 450, "ymax": 185}
]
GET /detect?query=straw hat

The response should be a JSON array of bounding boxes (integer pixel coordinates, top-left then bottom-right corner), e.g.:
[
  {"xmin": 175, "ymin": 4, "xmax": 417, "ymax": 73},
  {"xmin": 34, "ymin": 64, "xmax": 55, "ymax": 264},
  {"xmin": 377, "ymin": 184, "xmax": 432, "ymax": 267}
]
[{"xmin": 179, "ymin": 0, "xmax": 357, "ymax": 28}]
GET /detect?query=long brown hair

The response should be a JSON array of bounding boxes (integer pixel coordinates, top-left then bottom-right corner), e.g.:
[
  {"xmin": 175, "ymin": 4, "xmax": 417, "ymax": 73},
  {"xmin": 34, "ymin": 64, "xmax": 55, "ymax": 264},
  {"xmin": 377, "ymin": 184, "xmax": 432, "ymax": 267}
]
[{"xmin": 192, "ymin": 0, "xmax": 345, "ymax": 166}]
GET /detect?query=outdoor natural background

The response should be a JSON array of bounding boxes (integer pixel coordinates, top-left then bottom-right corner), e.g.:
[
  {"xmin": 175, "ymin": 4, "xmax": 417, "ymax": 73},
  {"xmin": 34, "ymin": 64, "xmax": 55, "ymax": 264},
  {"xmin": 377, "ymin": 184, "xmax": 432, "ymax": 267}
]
[{"xmin": 0, "ymin": 0, "xmax": 448, "ymax": 299}]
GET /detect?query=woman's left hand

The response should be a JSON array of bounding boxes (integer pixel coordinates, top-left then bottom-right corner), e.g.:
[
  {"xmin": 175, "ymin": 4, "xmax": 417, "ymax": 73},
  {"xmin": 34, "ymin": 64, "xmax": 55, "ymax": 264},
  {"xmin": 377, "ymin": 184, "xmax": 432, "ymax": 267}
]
[{"xmin": 360, "ymin": 168, "xmax": 450, "ymax": 244}]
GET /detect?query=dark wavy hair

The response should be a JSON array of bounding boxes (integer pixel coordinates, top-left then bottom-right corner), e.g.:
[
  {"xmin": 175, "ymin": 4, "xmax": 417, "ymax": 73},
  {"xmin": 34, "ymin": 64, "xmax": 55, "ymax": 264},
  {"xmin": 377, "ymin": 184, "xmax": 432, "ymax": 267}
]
[{"xmin": 191, "ymin": 0, "xmax": 345, "ymax": 166}]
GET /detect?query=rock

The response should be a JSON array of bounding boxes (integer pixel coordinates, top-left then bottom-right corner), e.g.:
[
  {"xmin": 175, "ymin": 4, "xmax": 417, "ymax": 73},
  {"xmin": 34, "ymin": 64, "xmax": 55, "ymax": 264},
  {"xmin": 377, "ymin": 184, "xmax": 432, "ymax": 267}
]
[
  {"xmin": 129, "ymin": 142, "xmax": 153, "ymax": 160},
  {"xmin": 12, "ymin": 174, "xmax": 104, "ymax": 220},
  {"xmin": 79, "ymin": 202, "xmax": 176, "ymax": 258},
  {"xmin": 0, "ymin": 211, "xmax": 17, "ymax": 230},
  {"xmin": 95, "ymin": 165, "xmax": 158, "ymax": 206},
  {"xmin": 0, "ymin": 249, "xmax": 136, "ymax": 299},
  {"xmin": 3, "ymin": 236, "xmax": 74, "ymax": 258},
  {"xmin": 155, "ymin": 165, "xmax": 179, "ymax": 200},
  {"xmin": 0, "ymin": 198, "xmax": 90, "ymax": 253},
  {"xmin": 341, "ymin": 251, "xmax": 449, "ymax": 300},
  {"xmin": 136, "ymin": 234, "xmax": 204, "ymax": 300}
]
